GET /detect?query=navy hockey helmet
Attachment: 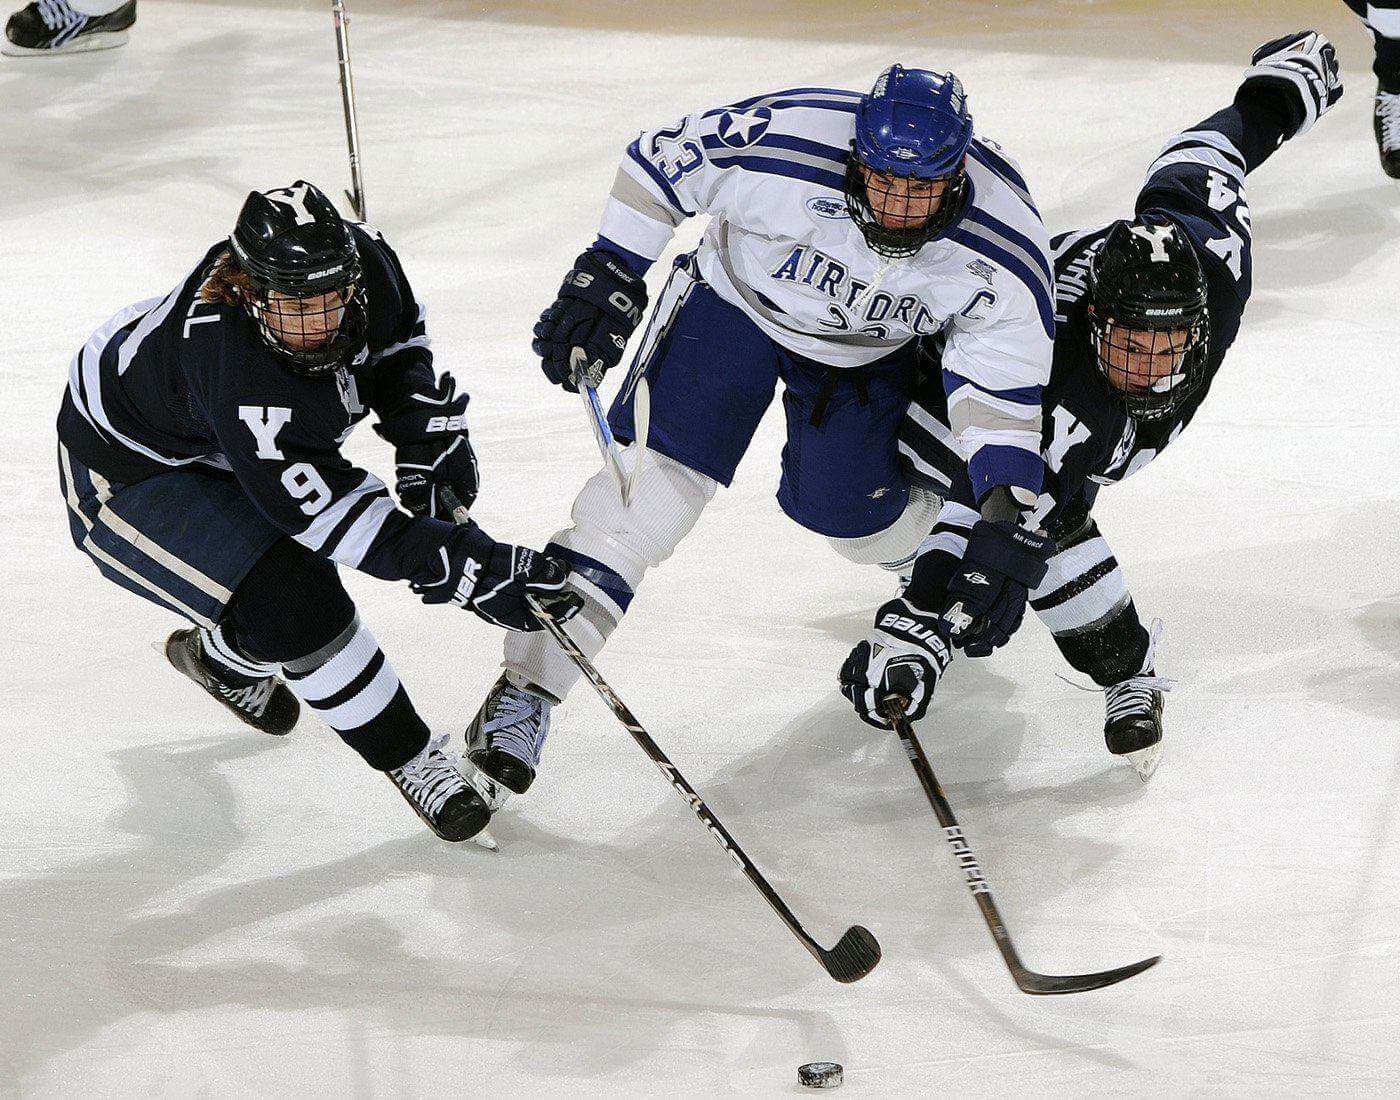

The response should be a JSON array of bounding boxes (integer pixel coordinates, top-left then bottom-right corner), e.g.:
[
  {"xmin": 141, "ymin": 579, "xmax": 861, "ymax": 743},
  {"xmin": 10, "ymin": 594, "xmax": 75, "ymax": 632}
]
[
  {"xmin": 845, "ymin": 65, "xmax": 974, "ymax": 257},
  {"xmin": 229, "ymin": 181, "xmax": 366, "ymax": 375},
  {"xmin": 1087, "ymin": 218, "xmax": 1209, "ymax": 421}
]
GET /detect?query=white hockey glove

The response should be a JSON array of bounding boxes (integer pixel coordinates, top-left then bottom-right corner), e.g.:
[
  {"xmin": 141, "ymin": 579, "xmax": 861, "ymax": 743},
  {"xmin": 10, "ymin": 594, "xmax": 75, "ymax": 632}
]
[
  {"xmin": 840, "ymin": 597, "xmax": 953, "ymax": 730},
  {"xmin": 1241, "ymin": 30, "xmax": 1342, "ymax": 139}
]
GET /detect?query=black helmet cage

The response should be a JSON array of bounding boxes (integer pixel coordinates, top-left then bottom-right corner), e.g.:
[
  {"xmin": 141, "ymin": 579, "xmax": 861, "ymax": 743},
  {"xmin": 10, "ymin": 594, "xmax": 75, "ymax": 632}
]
[
  {"xmin": 242, "ymin": 273, "xmax": 366, "ymax": 376},
  {"xmin": 228, "ymin": 182, "xmax": 367, "ymax": 376},
  {"xmin": 1086, "ymin": 219, "xmax": 1211, "ymax": 421},
  {"xmin": 1087, "ymin": 304, "xmax": 1209, "ymax": 421},
  {"xmin": 844, "ymin": 156, "xmax": 970, "ymax": 259}
]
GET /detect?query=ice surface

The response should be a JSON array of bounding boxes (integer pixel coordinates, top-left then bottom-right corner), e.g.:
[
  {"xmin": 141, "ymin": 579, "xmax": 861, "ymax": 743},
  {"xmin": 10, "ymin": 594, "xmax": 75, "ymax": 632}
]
[{"xmin": 2, "ymin": 1, "xmax": 1398, "ymax": 1094}]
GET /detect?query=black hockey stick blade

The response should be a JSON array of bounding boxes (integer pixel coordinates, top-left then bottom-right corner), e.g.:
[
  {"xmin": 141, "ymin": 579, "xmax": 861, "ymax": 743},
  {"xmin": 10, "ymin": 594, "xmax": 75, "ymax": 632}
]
[
  {"xmin": 1012, "ymin": 953, "xmax": 1161, "ymax": 995},
  {"xmin": 820, "ymin": 924, "xmax": 882, "ymax": 983}
]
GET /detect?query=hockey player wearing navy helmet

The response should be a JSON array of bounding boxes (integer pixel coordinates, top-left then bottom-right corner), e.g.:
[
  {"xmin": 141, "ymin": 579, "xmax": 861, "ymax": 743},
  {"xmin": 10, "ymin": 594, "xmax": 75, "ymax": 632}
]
[
  {"xmin": 844, "ymin": 64, "xmax": 974, "ymax": 257},
  {"xmin": 55, "ymin": 180, "xmax": 579, "ymax": 844},
  {"xmin": 468, "ymin": 65, "xmax": 1056, "ymax": 818}
]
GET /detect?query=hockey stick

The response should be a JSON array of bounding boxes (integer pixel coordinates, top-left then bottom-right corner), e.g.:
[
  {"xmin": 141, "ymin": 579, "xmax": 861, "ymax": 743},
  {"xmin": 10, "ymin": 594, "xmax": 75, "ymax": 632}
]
[
  {"xmin": 624, "ymin": 375, "xmax": 650, "ymax": 505},
  {"xmin": 521, "ymin": 589, "xmax": 881, "ymax": 983},
  {"xmin": 569, "ymin": 347, "xmax": 631, "ymax": 504},
  {"xmin": 880, "ymin": 697, "xmax": 1160, "ymax": 994},
  {"xmin": 330, "ymin": 0, "xmax": 368, "ymax": 221}
]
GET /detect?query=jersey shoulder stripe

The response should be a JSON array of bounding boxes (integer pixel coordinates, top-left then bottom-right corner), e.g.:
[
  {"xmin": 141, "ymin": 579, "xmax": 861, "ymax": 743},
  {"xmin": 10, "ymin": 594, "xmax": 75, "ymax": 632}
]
[
  {"xmin": 947, "ymin": 223, "xmax": 1055, "ymax": 339},
  {"xmin": 963, "ymin": 204, "xmax": 1053, "ymax": 290},
  {"xmin": 703, "ymin": 129, "xmax": 847, "ymax": 167},
  {"xmin": 706, "ymin": 154, "xmax": 845, "ymax": 192},
  {"xmin": 968, "ymin": 138, "xmax": 1038, "ymax": 214}
]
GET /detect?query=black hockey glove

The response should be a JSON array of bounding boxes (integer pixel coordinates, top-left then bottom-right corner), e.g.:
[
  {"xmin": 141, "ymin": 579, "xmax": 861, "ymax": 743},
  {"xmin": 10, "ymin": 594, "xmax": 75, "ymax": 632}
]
[
  {"xmin": 841, "ymin": 597, "xmax": 953, "ymax": 730},
  {"xmin": 411, "ymin": 521, "xmax": 582, "ymax": 632},
  {"xmin": 373, "ymin": 373, "xmax": 480, "ymax": 519},
  {"xmin": 533, "ymin": 248, "xmax": 648, "ymax": 392},
  {"xmin": 1239, "ymin": 31, "xmax": 1342, "ymax": 140},
  {"xmin": 941, "ymin": 519, "xmax": 1054, "ymax": 658}
]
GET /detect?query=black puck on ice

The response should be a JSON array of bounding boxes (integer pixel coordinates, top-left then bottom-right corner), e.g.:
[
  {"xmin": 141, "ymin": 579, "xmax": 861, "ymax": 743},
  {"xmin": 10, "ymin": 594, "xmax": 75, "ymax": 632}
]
[{"xmin": 798, "ymin": 1062, "xmax": 843, "ymax": 1088}]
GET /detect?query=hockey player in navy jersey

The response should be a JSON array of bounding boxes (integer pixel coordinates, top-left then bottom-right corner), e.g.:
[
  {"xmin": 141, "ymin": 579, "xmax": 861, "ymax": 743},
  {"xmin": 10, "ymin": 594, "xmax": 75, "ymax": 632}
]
[
  {"xmin": 464, "ymin": 66, "xmax": 1058, "ymax": 815},
  {"xmin": 842, "ymin": 32, "xmax": 1343, "ymax": 779},
  {"xmin": 56, "ymin": 181, "xmax": 578, "ymax": 842},
  {"xmin": 1342, "ymin": 0, "xmax": 1400, "ymax": 176}
]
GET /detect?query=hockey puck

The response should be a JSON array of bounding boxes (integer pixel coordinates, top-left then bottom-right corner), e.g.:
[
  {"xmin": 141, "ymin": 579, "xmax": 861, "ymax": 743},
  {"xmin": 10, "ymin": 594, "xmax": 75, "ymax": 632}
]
[{"xmin": 798, "ymin": 1062, "xmax": 843, "ymax": 1088}]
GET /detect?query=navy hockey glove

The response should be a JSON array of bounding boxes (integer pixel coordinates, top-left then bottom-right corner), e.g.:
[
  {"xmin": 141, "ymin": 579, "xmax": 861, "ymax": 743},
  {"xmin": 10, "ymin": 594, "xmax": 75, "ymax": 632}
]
[
  {"xmin": 412, "ymin": 521, "xmax": 582, "ymax": 632},
  {"xmin": 1240, "ymin": 31, "xmax": 1342, "ymax": 139},
  {"xmin": 533, "ymin": 249, "xmax": 648, "ymax": 392},
  {"xmin": 840, "ymin": 597, "xmax": 952, "ymax": 729},
  {"xmin": 941, "ymin": 520, "xmax": 1054, "ymax": 658},
  {"xmin": 374, "ymin": 374, "xmax": 480, "ymax": 519}
]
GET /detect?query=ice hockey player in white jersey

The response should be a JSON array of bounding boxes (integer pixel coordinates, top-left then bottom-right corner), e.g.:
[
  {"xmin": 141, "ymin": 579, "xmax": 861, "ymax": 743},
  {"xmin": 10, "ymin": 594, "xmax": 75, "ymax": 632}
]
[
  {"xmin": 3, "ymin": 0, "xmax": 134, "ymax": 55},
  {"xmin": 56, "ymin": 181, "xmax": 579, "ymax": 842},
  {"xmin": 841, "ymin": 32, "xmax": 1343, "ymax": 779},
  {"xmin": 465, "ymin": 66, "xmax": 1057, "ymax": 816}
]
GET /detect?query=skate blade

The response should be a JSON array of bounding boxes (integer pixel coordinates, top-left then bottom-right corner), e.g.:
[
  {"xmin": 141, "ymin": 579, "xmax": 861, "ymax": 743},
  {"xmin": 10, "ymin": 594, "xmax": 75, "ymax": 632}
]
[
  {"xmin": 2, "ymin": 30, "xmax": 130, "ymax": 56},
  {"xmin": 463, "ymin": 762, "xmax": 514, "ymax": 813},
  {"xmin": 1123, "ymin": 742, "xmax": 1162, "ymax": 782},
  {"xmin": 472, "ymin": 828, "xmax": 500, "ymax": 852}
]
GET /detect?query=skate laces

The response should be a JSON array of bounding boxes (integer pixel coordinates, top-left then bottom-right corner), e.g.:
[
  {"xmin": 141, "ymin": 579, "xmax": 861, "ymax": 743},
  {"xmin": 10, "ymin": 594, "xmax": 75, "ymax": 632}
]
[
  {"xmin": 217, "ymin": 678, "xmax": 275, "ymax": 718},
  {"xmin": 36, "ymin": 0, "xmax": 81, "ymax": 30},
  {"xmin": 1104, "ymin": 674, "xmax": 1174, "ymax": 723},
  {"xmin": 1378, "ymin": 92, "xmax": 1400, "ymax": 150},
  {"xmin": 484, "ymin": 685, "xmax": 550, "ymax": 768},
  {"xmin": 394, "ymin": 734, "xmax": 466, "ymax": 816}
]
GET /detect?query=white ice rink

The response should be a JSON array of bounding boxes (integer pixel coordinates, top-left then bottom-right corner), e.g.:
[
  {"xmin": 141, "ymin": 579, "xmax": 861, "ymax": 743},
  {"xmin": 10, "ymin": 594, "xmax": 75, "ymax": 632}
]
[{"xmin": 3, "ymin": 0, "xmax": 1399, "ymax": 1094}]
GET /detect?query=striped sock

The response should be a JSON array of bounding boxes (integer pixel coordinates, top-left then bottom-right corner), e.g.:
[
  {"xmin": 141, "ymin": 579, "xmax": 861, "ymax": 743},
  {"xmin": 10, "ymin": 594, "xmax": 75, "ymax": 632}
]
[{"xmin": 280, "ymin": 615, "xmax": 428, "ymax": 771}]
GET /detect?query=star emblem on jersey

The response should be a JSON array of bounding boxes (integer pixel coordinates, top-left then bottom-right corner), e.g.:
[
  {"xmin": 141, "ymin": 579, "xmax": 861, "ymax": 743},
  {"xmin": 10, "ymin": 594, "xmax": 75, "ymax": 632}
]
[{"xmin": 716, "ymin": 108, "xmax": 772, "ymax": 149}]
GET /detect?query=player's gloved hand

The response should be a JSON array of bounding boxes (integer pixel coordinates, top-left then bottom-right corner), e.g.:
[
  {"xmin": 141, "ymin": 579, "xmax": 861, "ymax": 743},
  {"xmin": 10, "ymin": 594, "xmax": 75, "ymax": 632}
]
[
  {"xmin": 411, "ymin": 521, "xmax": 582, "ymax": 632},
  {"xmin": 941, "ymin": 519, "xmax": 1054, "ymax": 658},
  {"xmin": 1239, "ymin": 30, "xmax": 1342, "ymax": 139},
  {"xmin": 840, "ymin": 597, "xmax": 952, "ymax": 729},
  {"xmin": 533, "ymin": 248, "xmax": 648, "ymax": 392},
  {"xmin": 373, "ymin": 373, "xmax": 480, "ymax": 518}
]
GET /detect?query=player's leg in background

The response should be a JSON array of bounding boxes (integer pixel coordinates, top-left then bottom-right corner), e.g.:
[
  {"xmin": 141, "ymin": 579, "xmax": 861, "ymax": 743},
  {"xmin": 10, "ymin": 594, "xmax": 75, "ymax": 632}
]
[
  {"xmin": 2, "ymin": 0, "xmax": 135, "ymax": 57},
  {"xmin": 1027, "ymin": 514, "xmax": 1169, "ymax": 779},
  {"xmin": 466, "ymin": 258, "xmax": 782, "ymax": 806},
  {"xmin": 57, "ymin": 446, "xmax": 488, "ymax": 839},
  {"xmin": 1342, "ymin": 0, "xmax": 1400, "ymax": 175}
]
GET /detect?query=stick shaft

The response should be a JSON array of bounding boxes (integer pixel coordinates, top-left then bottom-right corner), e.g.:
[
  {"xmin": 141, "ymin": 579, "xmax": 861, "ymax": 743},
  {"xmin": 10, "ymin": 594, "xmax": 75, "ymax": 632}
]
[
  {"xmin": 525, "ymin": 593, "xmax": 838, "ymax": 970},
  {"xmin": 330, "ymin": 0, "xmax": 367, "ymax": 220}
]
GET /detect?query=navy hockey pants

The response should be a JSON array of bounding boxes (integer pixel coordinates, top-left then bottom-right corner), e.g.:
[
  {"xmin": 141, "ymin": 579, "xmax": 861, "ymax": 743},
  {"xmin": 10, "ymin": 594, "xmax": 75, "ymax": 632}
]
[
  {"xmin": 58, "ymin": 443, "xmax": 279, "ymax": 630},
  {"xmin": 606, "ymin": 256, "xmax": 917, "ymax": 540}
]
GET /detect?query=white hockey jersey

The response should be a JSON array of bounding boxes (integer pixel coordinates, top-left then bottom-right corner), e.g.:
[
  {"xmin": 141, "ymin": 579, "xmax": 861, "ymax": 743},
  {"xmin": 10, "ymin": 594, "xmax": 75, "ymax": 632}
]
[{"xmin": 595, "ymin": 85, "xmax": 1055, "ymax": 498}]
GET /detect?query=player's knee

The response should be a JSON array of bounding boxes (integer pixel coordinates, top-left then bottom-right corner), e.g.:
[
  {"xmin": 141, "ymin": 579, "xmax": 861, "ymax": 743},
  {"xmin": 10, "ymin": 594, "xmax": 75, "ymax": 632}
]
[
  {"xmin": 563, "ymin": 448, "xmax": 716, "ymax": 573},
  {"xmin": 221, "ymin": 537, "xmax": 355, "ymax": 665},
  {"xmin": 826, "ymin": 482, "xmax": 943, "ymax": 568}
]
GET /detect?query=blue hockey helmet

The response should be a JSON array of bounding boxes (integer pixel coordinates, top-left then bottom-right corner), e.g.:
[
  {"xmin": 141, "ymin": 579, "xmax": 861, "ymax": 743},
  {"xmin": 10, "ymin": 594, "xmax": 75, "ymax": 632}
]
[{"xmin": 845, "ymin": 65, "xmax": 974, "ymax": 256}]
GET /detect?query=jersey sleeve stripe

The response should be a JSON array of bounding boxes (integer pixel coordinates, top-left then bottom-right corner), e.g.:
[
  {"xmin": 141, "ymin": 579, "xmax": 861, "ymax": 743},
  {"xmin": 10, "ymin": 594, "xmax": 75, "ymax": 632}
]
[
  {"xmin": 326, "ymin": 495, "xmax": 400, "ymax": 570},
  {"xmin": 946, "ymin": 225, "xmax": 1055, "ymax": 339},
  {"xmin": 625, "ymin": 139, "xmax": 696, "ymax": 218},
  {"xmin": 1153, "ymin": 129, "xmax": 1247, "ymax": 174},
  {"xmin": 608, "ymin": 165, "xmax": 687, "ymax": 227},
  {"xmin": 703, "ymin": 153, "xmax": 845, "ymax": 192},
  {"xmin": 942, "ymin": 368, "xmax": 1043, "ymax": 406},
  {"xmin": 294, "ymin": 471, "xmax": 388, "ymax": 553}
]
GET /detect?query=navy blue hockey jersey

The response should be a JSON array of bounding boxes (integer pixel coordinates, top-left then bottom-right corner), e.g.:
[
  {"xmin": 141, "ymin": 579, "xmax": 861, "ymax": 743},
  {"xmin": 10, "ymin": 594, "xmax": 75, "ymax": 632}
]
[
  {"xmin": 56, "ymin": 225, "xmax": 462, "ymax": 584},
  {"xmin": 900, "ymin": 100, "xmax": 1273, "ymax": 540}
]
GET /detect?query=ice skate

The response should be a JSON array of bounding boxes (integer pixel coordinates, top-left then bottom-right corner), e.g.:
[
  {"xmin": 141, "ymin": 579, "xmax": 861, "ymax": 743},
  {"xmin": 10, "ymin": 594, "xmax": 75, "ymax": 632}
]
[
  {"xmin": 464, "ymin": 672, "xmax": 552, "ymax": 812},
  {"xmin": 387, "ymin": 734, "xmax": 493, "ymax": 842},
  {"xmin": 165, "ymin": 627, "xmax": 299, "ymax": 736},
  {"xmin": 3, "ymin": 0, "xmax": 135, "ymax": 56}
]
